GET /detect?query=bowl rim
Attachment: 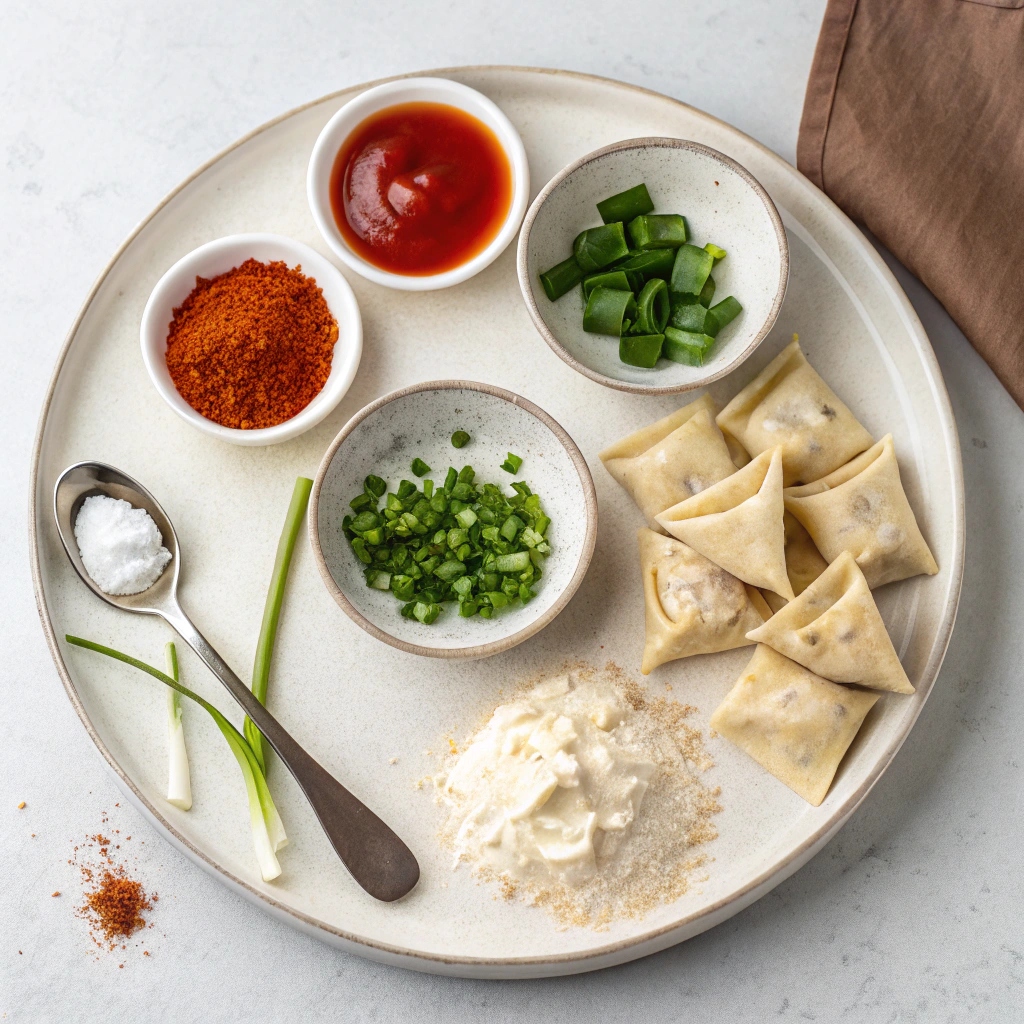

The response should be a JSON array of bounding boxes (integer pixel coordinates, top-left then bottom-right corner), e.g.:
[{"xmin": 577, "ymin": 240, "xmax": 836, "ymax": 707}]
[
  {"xmin": 516, "ymin": 136, "xmax": 790, "ymax": 396},
  {"xmin": 306, "ymin": 77, "xmax": 530, "ymax": 292},
  {"xmin": 308, "ymin": 379, "xmax": 598, "ymax": 659},
  {"xmin": 139, "ymin": 232, "xmax": 363, "ymax": 446}
]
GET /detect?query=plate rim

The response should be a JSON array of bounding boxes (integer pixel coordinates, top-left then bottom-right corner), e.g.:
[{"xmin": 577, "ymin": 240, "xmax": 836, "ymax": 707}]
[{"xmin": 28, "ymin": 64, "xmax": 965, "ymax": 975}]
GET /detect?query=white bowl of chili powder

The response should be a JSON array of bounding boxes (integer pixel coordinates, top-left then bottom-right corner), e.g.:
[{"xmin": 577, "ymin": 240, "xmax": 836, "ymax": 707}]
[{"xmin": 140, "ymin": 233, "xmax": 363, "ymax": 446}]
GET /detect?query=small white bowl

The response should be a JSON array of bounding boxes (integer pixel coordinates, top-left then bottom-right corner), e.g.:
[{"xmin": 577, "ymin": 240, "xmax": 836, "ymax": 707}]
[
  {"xmin": 306, "ymin": 77, "xmax": 530, "ymax": 291},
  {"xmin": 517, "ymin": 137, "xmax": 789, "ymax": 395},
  {"xmin": 309, "ymin": 381, "xmax": 597, "ymax": 659},
  {"xmin": 140, "ymin": 233, "xmax": 362, "ymax": 446}
]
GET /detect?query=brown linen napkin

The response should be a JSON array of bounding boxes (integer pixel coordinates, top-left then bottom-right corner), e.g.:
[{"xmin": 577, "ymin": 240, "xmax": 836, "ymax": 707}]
[{"xmin": 797, "ymin": 0, "xmax": 1024, "ymax": 410}]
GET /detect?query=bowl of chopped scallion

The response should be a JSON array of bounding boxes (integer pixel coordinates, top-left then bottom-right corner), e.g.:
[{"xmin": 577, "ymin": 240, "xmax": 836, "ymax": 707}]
[
  {"xmin": 517, "ymin": 138, "xmax": 789, "ymax": 395},
  {"xmin": 309, "ymin": 381, "xmax": 597, "ymax": 658}
]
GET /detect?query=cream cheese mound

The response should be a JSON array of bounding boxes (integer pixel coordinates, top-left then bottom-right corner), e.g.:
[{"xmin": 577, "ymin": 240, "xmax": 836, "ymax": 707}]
[
  {"xmin": 74, "ymin": 494, "xmax": 172, "ymax": 596},
  {"xmin": 436, "ymin": 673, "xmax": 654, "ymax": 887}
]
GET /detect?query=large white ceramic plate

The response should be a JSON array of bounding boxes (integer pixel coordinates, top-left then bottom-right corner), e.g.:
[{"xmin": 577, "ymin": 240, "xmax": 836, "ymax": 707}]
[{"xmin": 30, "ymin": 68, "xmax": 963, "ymax": 979}]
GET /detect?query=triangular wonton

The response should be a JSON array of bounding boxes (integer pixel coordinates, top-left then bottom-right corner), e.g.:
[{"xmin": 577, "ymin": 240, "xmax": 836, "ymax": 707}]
[
  {"xmin": 716, "ymin": 340, "xmax": 874, "ymax": 486},
  {"xmin": 747, "ymin": 552, "xmax": 914, "ymax": 693},
  {"xmin": 655, "ymin": 447, "xmax": 794, "ymax": 600},
  {"xmin": 599, "ymin": 395, "xmax": 739, "ymax": 527},
  {"xmin": 710, "ymin": 645, "xmax": 879, "ymax": 806},
  {"xmin": 784, "ymin": 434, "xmax": 938, "ymax": 589}
]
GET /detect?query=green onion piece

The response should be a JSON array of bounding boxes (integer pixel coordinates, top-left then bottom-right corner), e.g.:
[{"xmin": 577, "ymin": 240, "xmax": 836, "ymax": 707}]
[
  {"xmin": 699, "ymin": 275, "xmax": 716, "ymax": 308},
  {"xmin": 66, "ymin": 637, "xmax": 287, "ymax": 881},
  {"xmin": 244, "ymin": 477, "xmax": 312, "ymax": 774},
  {"xmin": 704, "ymin": 242, "xmax": 727, "ymax": 262},
  {"xmin": 539, "ymin": 255, "xmax": 585, "ymax": 302},
  {"xmin": 500, "ymin": 452, "xmax": 524, "ymax": 475},
  {"xmin": 670, "ymin": 243, "xmax": 715, "ymax": 298},
  {"xmin": 364, "ymin": 475, "xmax": 386, "ymax": 498},
  {"xmin": 669, "ymin": 300, "xmax": 708, "ymax": 334},
  {"xmin": 443, "ymin": 467, "xmax": 457, "ymax": 493},
  {"xmin": 633, "ymin": 278, "xmax": 670, "ymax": 335},
  {"xmin": 455, "ymin": 507, "xmax": 477, "ymax": 528},
  {"xmin": 663, "ymin": 327, "xmax": 715, "ymax": 366},
  {"xmin": 612, "ymin": 248, "xmax": 676, "ymax": 281},
  {"xmin": 411, "ymin": 458, "xmax": 431, "ymax": 477},
  {"xmin": 596, "ymin": 183, "xmax": 654, "ymax": 224},
  {"xmin": 705, "ymin": 296, "xmax": 743, "ymax": 336},
  {"xmin": 413, "ymin": 602, "xmax": 442, "ymax": 624},
  {"xmin": 422, "ymin": 479, "xmax": 434, "ymax": 499},
  {"xmin": 397, "ymin": 479, "xmax": 417, "ymax": 500},
  {"xmin": 583, "ymin": 287, "xmax": 636, "ymax": 336},
  {"xmin": 366, "ymin": 568, "xmax": 392, "ymax": 590},
  {"xmin": 349, "ymin": 492, "xmax": 373, "ymax": 512},
  {"xmin": 494, "ymin": 551, "xmax": 532, "ymax": 573},
  {"xmin": 164, "ymin": 642, "xmax": 191, "ymax": 810},
  {"xmin": 433, "ymin": 560, "xmax": 467, "ymax": 582},
  {"xmin": 573, "ymin": 223, "xmax": 630, "ymax": 273},
  {"xmin": 627, "ymin": 214, "xmax": 688, "ymax": 250},
  {"xmin": 581, "ymin": 270, "xmax": 632, "ymax": 302},
  {"xmin": 451, "ymin": 430, "xmax": 471, "ymax": 449},
  {"xmin": 619, "ymin": 333, "xmax": 665, "ymax": 368}
]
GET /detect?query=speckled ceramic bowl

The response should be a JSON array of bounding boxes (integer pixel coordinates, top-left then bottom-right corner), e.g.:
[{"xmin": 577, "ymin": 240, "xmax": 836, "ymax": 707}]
[
  {"xmin": 517, "ymin": 138, "xmax": 789, "ymax": 395},
  {"xmin": 309, "ymin": 381, "xmax": 598, "ymax": 659}
]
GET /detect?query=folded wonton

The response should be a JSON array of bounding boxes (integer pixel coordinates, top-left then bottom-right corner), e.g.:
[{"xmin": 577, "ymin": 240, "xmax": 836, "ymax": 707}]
[
  {"xmin": 599, "ymin": 394, "xmax": 740, "ymax": 527},
  {"xmin": 761, "ymin": 512, "xmax": 830, "ymax": 614},
  {"xmin": 783, "ymin": 434, "xmax": 939, "ymax": 589},
  {"xmin": 716, "ymin": 340, "xmax": 874, "ymax": 486},
  {"xmin": 655, "ymin": 447, "xmax": 794, "ymax": 600},
  {"xmin": 710, "ymin": 645, "xmax": 879, "ymax": 806},
  {"xmin": 747, "ymin": 551, "xmax": 913, "ymax": 693},
  {"xmin": 638, "ymin": 529, "xmax": 771, "ymax": 674}
]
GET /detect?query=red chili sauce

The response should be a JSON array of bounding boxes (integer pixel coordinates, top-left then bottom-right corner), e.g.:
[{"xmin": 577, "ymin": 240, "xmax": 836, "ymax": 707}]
[{"xmin": 330, "ymin": 102, "xmax": 513, "ymax": 276}]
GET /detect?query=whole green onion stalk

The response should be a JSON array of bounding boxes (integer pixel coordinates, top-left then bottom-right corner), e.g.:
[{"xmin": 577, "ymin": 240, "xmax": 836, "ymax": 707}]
[
  {"xmin": 243, "ymin": 477, "xmax": 313, "ymax": 774},
  {"xmin": 164, "ymin": 641, "xmax": 192, "ymax": 810},
  {"xmin": 66, "ymin": 636, "xmax": 287, "ymax": 882}
]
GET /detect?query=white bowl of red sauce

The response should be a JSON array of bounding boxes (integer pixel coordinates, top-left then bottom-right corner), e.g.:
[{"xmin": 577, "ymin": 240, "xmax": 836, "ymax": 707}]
[{"xmin": 307, "ymin": 77, "xmax": 530, "ymax": 291}]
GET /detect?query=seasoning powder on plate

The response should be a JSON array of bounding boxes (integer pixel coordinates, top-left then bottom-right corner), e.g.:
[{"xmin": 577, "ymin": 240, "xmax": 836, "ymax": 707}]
[{"xmin": 165, "ymin": 258, "xmax": 338, "ymax": 429}]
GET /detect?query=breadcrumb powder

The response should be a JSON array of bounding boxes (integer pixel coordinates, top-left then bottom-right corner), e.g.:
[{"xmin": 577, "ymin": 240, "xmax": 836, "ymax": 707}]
[{"xmin": 429, "ymin": 662, "xmax": 721, "ymax": 930}]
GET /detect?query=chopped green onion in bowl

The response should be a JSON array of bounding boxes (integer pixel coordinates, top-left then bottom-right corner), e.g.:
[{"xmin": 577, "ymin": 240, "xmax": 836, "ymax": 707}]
[{"xmin": 343, "ymin": 459, "xmax": 551, "ymax": 623}]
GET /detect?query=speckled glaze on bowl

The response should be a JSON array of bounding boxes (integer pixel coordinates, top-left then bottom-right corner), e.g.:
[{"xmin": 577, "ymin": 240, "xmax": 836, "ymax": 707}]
[
  {"xmin": 518, "ymin": 138, "xmax": 789, "ymax": 395},
  {"xmin": 309, "ymin": 381, "xmax": 597, "ymax": 659}
]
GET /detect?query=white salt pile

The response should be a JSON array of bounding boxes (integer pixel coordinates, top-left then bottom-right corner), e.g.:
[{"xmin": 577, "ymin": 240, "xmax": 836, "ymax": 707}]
[{"xmin": 74, "ymin": 494, "xmax": 172, "ymax": 595}]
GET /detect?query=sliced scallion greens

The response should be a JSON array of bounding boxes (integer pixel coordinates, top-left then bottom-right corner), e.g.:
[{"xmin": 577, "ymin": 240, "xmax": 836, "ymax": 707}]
[
  {"xmin": 620, "ymin": 333, "xmax": 665, "ymax": 368},
  {"xmin": 537, "ymin": 182, "xmax": 742, "ymax": 370},
  {"xmin": 451, "ymin": 430, "xmax": 471, "ymax": 449},
  {"xmin": 627, "ymin": 213, "xmax": 688, "ymax": 250},
  {"xmin": 583, "ymin": 287, "xmax": 636, "ymax": 336},
  {"xmin": 342, "ymin": 459, "xmax": 550, "ymax": 623},
  {"xmin": 597, "ymin": 183, "xmax": 654, "ymax": 224},
  {"xmin": 411, "ymin": 458, "xmax": 431, "ymax": 478}
]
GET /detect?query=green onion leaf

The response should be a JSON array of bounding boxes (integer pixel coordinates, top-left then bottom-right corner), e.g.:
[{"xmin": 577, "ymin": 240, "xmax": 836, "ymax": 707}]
[
  {"xmin": 451, "ymin": 430, "xmax": 471, "ymax": 449},
  {"xmin": 411, "ymin": 458, "xmax": 431, "ymax": 477}
]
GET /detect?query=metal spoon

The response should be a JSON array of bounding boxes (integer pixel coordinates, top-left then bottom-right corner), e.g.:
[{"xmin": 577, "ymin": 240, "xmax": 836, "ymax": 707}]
[{"xmin": 53, "ymin": 461, "xmax": 420, "ymax": 903}]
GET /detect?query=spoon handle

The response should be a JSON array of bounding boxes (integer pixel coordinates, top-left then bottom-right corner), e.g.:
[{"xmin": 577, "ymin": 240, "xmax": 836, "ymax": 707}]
[{"xmin": 160, "ymin": 603, "xmax": 420, "ymax": 902}]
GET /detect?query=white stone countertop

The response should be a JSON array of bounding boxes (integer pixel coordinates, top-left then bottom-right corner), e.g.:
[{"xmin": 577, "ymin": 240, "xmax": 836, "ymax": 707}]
[{"xmin": 2, "ymin": 1, "xmax": 1021, "ymax": 1020}]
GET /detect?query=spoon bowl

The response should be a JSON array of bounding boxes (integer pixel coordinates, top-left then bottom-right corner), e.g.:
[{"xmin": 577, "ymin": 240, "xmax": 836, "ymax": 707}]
[{"xmin": 53, "ymin": 461, "xmax": 420, "ymax": 902}]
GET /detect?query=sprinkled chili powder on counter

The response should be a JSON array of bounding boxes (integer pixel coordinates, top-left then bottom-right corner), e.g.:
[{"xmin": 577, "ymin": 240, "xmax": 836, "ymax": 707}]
[{"xmin": 165, "ymin": 258, "xmax": 338, "ymax": 429}]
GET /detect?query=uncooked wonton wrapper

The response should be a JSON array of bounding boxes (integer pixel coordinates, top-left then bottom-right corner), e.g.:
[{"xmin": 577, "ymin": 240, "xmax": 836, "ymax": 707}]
[
  {"xmin": 638, "ymin": 529, "xmax": 770, "ymax": 674},
  {"xmin": 599, "ymin": 394, "xmax": 739, "ymax": 527},
  {"xmin": 747, "ymin": 551, "xmax": 914, "ymax": 693},
  {"xmin": 656, "ymin": 447, "xmax": 794, "ymax": 600},
  {"xmin": 710, "ymin": 645, "xmax": 879, "ymax": 806},
  {"xmin": 716, "ymin": 340, "xmax": 874, "ymax": 486},
  {"xmin": 783, "ymin": 434, "xmax": 938, "ymax": 589}
]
